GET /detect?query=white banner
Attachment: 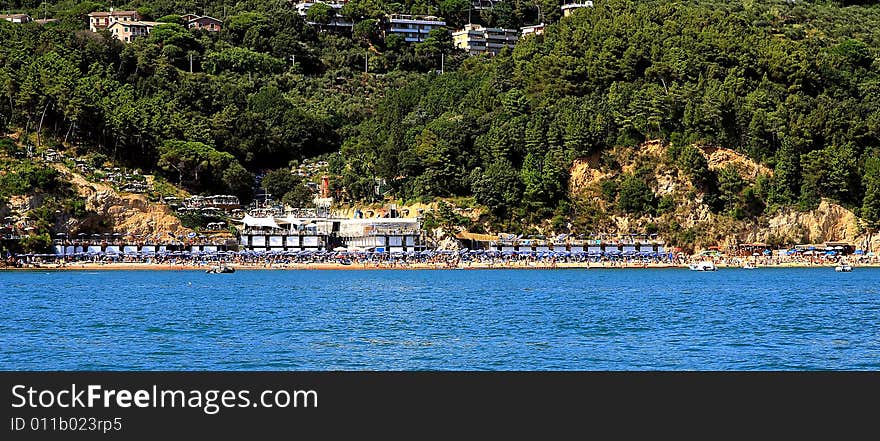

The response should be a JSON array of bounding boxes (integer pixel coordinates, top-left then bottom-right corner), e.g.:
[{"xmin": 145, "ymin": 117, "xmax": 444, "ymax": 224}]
[{"xmin": 302, "ymin": 236, "xmax": 319, "ymax": 247}]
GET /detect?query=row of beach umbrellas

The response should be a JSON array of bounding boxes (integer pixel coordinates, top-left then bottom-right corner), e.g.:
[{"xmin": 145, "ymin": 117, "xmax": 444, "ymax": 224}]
[{"xmin": 26, "ymin": 249, "xmax": 673, "ymax": 259}]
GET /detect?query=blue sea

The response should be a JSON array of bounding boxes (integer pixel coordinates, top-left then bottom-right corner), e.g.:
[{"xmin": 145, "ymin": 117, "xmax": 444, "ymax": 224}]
[{"xmin": 1, "ymin": 268, "xmax": 879, "ymax": 370}]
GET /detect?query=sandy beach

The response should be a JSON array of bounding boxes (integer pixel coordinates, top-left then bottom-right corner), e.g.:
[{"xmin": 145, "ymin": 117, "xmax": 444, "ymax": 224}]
[{"xmin": 3, "ymin": 259, "xmax": 879, "ymax": 271}]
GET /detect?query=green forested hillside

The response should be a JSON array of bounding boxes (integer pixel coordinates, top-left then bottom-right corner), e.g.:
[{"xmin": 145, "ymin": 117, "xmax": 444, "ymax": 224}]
[
  {"xmin": 2, "ymin": 0, "xmax": 880, "ymax": 240},
  {"xmin": 334, "ymin": 0, "xmax": 880, "ymax": 234}
]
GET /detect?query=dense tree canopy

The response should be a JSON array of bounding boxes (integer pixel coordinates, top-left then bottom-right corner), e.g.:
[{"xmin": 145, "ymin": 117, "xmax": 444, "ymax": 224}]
[
  {"xmin": 2, "ymin": 0, "xmax": 880, "ymax": 237},
  {"xmin": 331, "ymin": 0, "xmax": 880, "ymax": 227}
]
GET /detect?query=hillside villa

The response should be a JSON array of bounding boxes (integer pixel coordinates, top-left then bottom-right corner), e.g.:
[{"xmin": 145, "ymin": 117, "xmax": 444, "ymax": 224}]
[
  {"xmin": 88, "ymin": 9, "xmax": 140, "ymax": 32},
  {"xmin": 107, "ymin": 20, "xmax": 160, "ymax": 43},
  {"xmin": 181, "ymin": 14, "xmax": 223, "ymax": 31}
]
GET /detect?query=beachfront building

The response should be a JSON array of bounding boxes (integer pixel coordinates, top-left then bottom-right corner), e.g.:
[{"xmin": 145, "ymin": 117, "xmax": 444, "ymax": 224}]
[
  {"xmin": 561, "ymin": 1, "xmax": 594, "ymax": 17},
  {"xmin": 338, "ymin": 218, "xmax": 424, "ymax": 253},
  {"xmin": 235, "ymin": 213, "xmax": 329, "ymax": 252},
  {"xmin": 88, "ymin": 10, "xmax": 140, "ymax": 32},
  {"xmin": 453, "ymin": 24, "xmax": 519, "ymax": 56},
  {"xmin": 520, "ymin": 23, "xmax": 546, "ymax": 37},
  {"xmin": 234, "ymin": 213, "xmax": 426, "ymax": 253},
  {"xmin": 107, "ymin": 20, "xmax": 159, "ymax": 43},
  {"xmin": 1, "ymin": 13, "xmax": 33, "ymax": 23},
  {"xmin": 385, "ymin": 14, "xmax": 446, "ymax": 43}
]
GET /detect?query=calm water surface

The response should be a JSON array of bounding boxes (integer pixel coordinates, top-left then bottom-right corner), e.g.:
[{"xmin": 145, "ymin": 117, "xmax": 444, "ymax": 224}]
[{"xmin": 2, "ymin": 268, "xmax": 879, "ymax": 370}]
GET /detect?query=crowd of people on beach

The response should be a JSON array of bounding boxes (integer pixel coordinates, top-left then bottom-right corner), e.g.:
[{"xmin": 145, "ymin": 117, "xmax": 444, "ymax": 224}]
[
  {"xmin": 4, "ymin": 248, "xmax": 878, "ymax": 269},
  {"xmin": 7, "ymin": 250, "xmax": 677, "ymax": 269}
]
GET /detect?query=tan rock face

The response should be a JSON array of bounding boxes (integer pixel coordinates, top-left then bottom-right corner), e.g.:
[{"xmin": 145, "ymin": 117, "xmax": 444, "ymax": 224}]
[
  {"xmin": 86, "ymin": 191, "xmax": 190, "ymax": 238},
  {"xmin": 762, "ymin": 200, "xmax": 860, "ymax": 245},
  {"xmin": 563, "ymin": 141, "xmax": 880, "ymax": 251},
  {"xmin": 569, "ymin": 159, "xmax": 609, "ymax": 196},
  {"xmin": 700, "ymin": 145, "xmax": 773, "ymax": 179},
  {"xmin": 52, "ymin": 163, "xmax": 193, "ymax": 239},
  {"xmin": 435, "ymin": 235, "xmax": 463, "ymax": 251}
]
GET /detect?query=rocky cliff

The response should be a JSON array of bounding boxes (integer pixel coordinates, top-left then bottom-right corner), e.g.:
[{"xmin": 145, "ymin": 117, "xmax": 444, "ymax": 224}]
[
  {"xmin": 52, "ymin": 163, "xmax": 193, "ymax": 239},
  {"xmin": 567, "ymin": 140, "xmax": 878, "ymax": 251}
]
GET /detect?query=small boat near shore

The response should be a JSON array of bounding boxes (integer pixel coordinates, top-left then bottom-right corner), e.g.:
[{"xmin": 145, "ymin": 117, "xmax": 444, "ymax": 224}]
[
  {"xmin": 835, "ymin": 264, "xmax": 853, "ymax": 272},
  {"xmin": 206, "ymin": 265, "xmax": 235, "ymax": 274},
  {"xmin": 743, "ymin": 262, "xmax": 757, "ymax": 269},
  {"xmin": 688, "ymin": 261, "xmax": 717, "ymax": 271}
]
